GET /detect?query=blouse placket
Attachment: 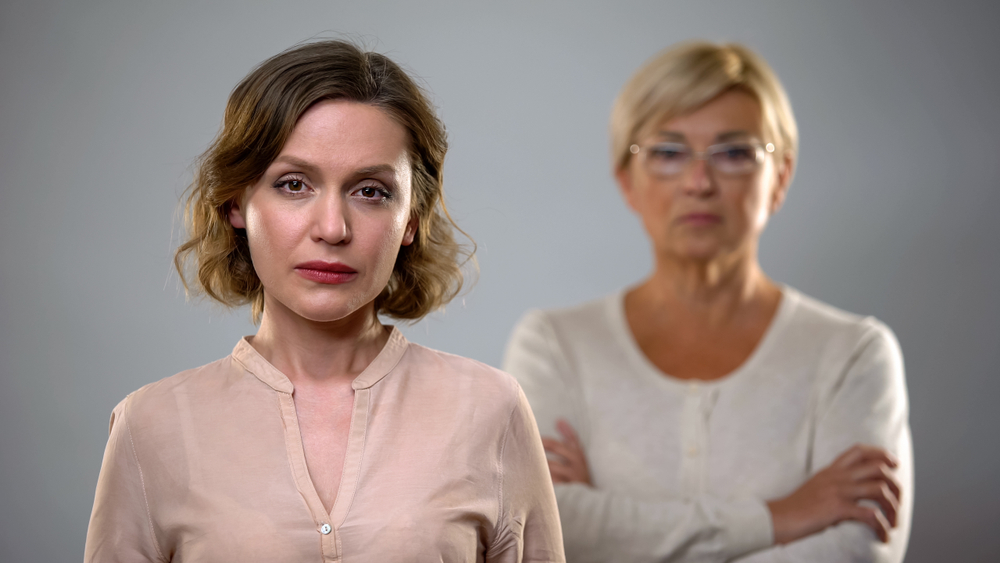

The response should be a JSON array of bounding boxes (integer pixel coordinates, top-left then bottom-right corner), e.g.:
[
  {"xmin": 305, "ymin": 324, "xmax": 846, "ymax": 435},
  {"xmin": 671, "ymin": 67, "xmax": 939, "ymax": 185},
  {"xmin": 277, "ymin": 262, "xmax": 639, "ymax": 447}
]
[{"xmin": 234, "ymin": 329, "xmax": 408, "ymax": 563}]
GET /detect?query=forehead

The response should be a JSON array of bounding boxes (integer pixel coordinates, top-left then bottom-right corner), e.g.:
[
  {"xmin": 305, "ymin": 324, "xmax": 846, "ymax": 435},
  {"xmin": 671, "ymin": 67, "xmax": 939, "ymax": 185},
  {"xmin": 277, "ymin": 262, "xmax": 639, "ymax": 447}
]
[
  {"xmin": 279, "ymin": 99, "xmax": 410, "ymax": 168},
  {"xmin": 652, "ymin": 89, "xmax": 764, "ymax": 142}
]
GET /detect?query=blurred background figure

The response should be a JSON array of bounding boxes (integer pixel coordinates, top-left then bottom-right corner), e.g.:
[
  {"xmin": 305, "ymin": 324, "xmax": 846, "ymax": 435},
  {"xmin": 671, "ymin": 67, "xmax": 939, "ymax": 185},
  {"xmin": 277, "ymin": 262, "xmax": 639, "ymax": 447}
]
[{"xmin": 504, "ymin": 42, "xmax": 911, "ymax": 562}]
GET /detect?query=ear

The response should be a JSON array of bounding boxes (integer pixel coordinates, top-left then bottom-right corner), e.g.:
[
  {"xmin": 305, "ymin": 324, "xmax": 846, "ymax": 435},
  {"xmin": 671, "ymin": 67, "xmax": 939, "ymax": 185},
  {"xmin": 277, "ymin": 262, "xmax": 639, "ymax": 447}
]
[
  {"xmin": 769, "ymin": 151, "xmax": 795, "ymax": 215},
  {"xmin": 615, "ymin": 165, "xmax": 640, "ymax": 214},
  {"xmin": 401, "ymin": 213, "xmax": 418, "ymax": 246},
  {"xmin": 228, "ymin": 199, "xmax": 247, "ymax": 229}
]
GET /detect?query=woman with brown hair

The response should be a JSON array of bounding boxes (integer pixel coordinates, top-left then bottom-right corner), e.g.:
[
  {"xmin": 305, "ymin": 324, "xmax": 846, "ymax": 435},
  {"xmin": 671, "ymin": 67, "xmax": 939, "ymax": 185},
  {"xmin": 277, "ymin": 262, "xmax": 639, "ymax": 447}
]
[
  {"xmin": 504, "ymin": 41, "xmax": 911, "ymax": 562},
  {"xmin": 85, "ymin": 40, "xmax": 563, "ymax": 562}
]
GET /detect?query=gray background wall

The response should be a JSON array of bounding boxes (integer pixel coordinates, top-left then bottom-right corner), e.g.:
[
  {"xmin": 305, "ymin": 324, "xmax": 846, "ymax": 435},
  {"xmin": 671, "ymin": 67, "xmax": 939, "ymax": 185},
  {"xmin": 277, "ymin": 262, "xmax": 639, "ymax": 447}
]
[{"xmin": 1, "ymin": 0, "xmax": 997, "ymax": 561}]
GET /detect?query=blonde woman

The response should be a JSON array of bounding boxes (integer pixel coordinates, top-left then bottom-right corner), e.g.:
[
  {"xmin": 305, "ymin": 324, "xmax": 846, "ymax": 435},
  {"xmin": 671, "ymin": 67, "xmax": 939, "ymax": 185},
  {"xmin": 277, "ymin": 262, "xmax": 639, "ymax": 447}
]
[
  {"xmin": 85, "ymin": 40, "xmax": 563, "ymax": 562},
  {"xmin": 504, "ymin": 42, "xmax": 911, "ymax": 562}
]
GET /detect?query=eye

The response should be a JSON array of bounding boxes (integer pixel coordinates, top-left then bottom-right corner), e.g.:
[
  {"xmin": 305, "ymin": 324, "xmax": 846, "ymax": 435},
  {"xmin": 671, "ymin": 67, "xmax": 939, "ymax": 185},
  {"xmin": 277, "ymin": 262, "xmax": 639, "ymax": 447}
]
[
  {"xmin": 353, "ymin": 184, "xmax": 392, "ymax": 202},
  {"xmin": 273, "ymin": 176, "xmax": 310, "ymax": 194},
  {"xmin": 647, "ymin": 143, "xmax": 690, "ymax": 162},
  {"xmin": 716, "ymin": 144, "xmax": 757, "ymax": 162}
]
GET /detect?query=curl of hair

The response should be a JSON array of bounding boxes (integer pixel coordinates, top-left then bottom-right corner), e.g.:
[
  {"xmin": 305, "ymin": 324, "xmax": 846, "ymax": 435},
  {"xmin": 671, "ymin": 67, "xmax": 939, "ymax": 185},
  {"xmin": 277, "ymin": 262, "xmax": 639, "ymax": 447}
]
[
  {"xmin": 174, "ymin": 40, "xmax": 473, "ymax": 323},
  {"xmin": 610, "ymin": 41, "xmax": 798, "ymax": 174}
]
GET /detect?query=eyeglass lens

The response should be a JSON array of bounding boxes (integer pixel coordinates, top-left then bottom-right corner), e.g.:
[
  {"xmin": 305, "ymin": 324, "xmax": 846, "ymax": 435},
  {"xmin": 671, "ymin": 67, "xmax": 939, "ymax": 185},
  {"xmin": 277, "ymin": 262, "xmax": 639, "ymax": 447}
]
[{"xmin": 645, "ymin": 142, "xmax": 762, "ymax": 176}]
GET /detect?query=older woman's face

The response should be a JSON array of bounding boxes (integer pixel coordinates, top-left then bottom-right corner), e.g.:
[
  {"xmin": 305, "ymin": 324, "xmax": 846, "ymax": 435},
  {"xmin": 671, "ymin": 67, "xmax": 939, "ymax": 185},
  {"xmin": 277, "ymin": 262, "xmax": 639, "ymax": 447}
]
[
  {"xmin": 616, "ymin": 89, "xmax": 793, "ymax": 264},
  {"xmin": 228, "ymin": 99, "xmax": 416, "ymax": 324}
]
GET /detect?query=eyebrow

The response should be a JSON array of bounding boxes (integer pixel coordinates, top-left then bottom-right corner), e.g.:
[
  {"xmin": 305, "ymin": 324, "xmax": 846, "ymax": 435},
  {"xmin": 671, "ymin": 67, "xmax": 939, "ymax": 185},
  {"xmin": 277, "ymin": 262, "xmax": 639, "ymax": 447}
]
[
  {"xmin": 271, "ymin": 156, "xmax": 397, "ymax": 177},
  {"xmin": 716, "ymin": 131, "xmax": 754, "ymax": 142},
  {"xmin": 653, "ymin": 130, "xmax": 756, "ymax": 142},
  {"xmin": 272, "ymin": 155, "xmax": 321, "ymax": 172},
  {"xmin": 353, "ymin": 164, "xmax": 397, "ymax": 177}
]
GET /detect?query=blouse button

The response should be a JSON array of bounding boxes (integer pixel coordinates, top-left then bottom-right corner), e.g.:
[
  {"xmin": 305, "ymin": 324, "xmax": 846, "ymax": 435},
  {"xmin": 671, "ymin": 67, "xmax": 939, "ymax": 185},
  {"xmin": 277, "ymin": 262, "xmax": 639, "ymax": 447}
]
[{"xmin": 319, "ymin": 523, "xmax": 332, "ymax": 535}]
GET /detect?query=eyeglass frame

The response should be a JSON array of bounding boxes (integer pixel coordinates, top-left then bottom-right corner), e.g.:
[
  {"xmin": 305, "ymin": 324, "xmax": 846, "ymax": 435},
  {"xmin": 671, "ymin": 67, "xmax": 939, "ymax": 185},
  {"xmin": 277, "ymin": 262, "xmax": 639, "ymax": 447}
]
[{"xmin": 628, "ymin": 139, "xmax": 777, "ymax": 177}]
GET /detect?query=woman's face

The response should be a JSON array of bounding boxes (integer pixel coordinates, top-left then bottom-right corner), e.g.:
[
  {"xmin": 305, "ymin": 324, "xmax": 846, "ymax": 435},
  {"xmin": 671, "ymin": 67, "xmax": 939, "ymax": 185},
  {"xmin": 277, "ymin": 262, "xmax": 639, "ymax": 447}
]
[
  {"xmin": 229, "ymin": 99, "xmax": 416, "ymax": 324},
  {"xmin": 616, "ymin": 89, "xmax": 793, "ymax": 264}
]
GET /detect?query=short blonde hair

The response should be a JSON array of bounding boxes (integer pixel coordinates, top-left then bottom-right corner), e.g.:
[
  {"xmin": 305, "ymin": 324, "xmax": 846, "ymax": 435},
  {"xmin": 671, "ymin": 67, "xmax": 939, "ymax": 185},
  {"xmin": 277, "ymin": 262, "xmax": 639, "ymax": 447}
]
[
  {"xmin": 610, "ymin": 41, "xmax": 798, "ymax": 172},
  {"xmin": 174, "ymin": 40, "xmax": 472, "ymax": 323}
]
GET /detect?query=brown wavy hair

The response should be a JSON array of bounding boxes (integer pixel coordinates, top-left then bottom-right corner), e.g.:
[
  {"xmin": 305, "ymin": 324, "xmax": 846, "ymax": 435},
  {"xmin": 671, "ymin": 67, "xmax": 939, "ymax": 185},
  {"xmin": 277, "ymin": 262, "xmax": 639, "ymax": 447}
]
[{"xmin": 174, "ymin": 40, "xmax": 473, "ymax": 323}]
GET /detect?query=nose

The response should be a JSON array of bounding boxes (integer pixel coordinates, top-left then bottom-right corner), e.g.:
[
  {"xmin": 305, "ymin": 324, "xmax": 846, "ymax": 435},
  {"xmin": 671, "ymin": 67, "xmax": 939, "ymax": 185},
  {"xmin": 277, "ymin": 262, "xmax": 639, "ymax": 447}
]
[
  {"xmin": 680, "ymin": 156, "xmax": 715, "ymax": 197},
  {"xmin": 311, "ymin": 191, "xmax": 351, "ymax": 245}
]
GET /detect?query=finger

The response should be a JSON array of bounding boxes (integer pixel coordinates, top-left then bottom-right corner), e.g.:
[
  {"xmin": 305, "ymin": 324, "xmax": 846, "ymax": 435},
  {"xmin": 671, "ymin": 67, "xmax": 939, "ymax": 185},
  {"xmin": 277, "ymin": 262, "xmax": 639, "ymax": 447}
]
[
  {"xmin": 833, "ymin": 444, "xmax": 866, "ymax": 468},
  {"xmin": 848, "ymin": 505, "xmax": 890, "ymax": 542},
  {"xmin": 542, "ymin": 436, "xmax": 587, "ymax": 466},
  {"xmin": 848, "ymin": 482, "xmax": 899, "ymax": 527},
  {"xmin": 547, "ymin": 459, "xmax": 575, "ymax": 482},
  {"xmin": 541, "ymin": 437, "xmax": 568, "ymax": 454},
  {"xmin": 556, "ymin": 419, "xmax": 580, "ymax": 446},
  {"xmin": 846, "ymin": 444, "xmax": 899, "ymax": 468},
  {"xmin": 851, "ymin": 462, "xmax": 902, "ymax": 501},
  {"xmin": 542, "ymin": 438, "xmax": 580, "ymax": 462},
  {"xmin": 548, "ymin": 459, "xmax": 587, "ymax": 484},
  {"xmin": 830, "ymin": 444, "xmax": 899, "ymax": 468}
]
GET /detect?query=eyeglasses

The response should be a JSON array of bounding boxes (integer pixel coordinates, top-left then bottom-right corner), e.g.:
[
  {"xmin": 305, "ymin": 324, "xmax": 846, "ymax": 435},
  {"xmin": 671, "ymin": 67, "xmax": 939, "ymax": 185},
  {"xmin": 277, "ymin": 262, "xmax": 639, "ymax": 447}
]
[{"xmin": 629, "ymin": 140, "xmax": 775, "ymax": 177}]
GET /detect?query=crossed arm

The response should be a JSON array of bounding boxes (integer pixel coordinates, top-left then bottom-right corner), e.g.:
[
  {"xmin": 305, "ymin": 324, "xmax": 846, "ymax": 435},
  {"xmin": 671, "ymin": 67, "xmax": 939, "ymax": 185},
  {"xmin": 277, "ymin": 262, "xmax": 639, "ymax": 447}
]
[
  {"xmin": 504, "ymin": 309, "xmax": 912, "ymax": 563},
  {"xmin": 547, "ymin": 421, "xmax": 902, "ymax": 548}
]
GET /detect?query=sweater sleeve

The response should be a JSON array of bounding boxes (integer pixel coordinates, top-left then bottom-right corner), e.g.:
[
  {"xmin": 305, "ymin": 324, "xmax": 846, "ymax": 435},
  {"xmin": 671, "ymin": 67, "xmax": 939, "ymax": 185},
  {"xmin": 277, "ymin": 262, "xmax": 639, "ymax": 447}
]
[
  {"xmin": 84, "ymin": 396, "xmax": 166, "ymax": 563},
  {"xmin": 732, "ymin": 321, "xmax": 913, "ymax": 563},
  {"xmin": 503, "ymin": 310, "xmax": 773, "ymax": 563}
]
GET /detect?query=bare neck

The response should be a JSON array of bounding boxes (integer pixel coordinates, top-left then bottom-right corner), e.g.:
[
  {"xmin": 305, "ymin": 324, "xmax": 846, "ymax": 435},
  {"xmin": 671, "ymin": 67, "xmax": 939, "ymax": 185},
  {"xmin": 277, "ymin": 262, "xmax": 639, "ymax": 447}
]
[
  {"xmin": 632, "ymin": 247, "xmax": 779, "ymax": 326},
  {"xmin": 250, "ymin": 296, "xmax": 390, "ymax": 387}
]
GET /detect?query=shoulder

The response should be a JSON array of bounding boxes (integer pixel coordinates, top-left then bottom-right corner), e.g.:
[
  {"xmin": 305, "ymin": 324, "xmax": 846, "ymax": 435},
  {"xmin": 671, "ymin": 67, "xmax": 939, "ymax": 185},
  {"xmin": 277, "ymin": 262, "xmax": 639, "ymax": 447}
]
[
  {"xmin": 111, "ymin": 354, "xmax": 241, "ymax": 433},
  {"xmin": 402, "ymin": 342, "xmax": 522, "ymax": 405},
  {"xmin": 507, "ymin": 294, "xmax": 619, "ymax": 355},
  {"xmin": 516, "ymin": 294, "xmax": 614, "ymax": 335},
  {"xmin": 782, "ymin": 287, "xmax": 900, "ymax": 358},
  {"xmin": 779, "ymin": 288, "xmax": 904, "ymax": 393}
]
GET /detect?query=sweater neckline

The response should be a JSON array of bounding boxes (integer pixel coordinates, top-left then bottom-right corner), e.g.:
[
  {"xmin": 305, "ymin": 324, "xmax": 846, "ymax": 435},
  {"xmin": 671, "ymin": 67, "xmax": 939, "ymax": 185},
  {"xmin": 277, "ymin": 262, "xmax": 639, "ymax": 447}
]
[{"xmin": 606, "ymin": 285, "xmax": 799, "ymax": 391}]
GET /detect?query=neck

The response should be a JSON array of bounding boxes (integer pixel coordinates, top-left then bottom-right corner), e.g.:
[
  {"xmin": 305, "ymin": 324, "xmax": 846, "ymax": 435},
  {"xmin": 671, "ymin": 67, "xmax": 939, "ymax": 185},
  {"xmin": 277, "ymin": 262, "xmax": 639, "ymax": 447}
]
[
  {"xmin": 251, "ymin": 296, "xmax": 390, "ymax": 386},
  {"xmin": 635, "ymin": 244, "xmax": 777, "ymax": 323}
]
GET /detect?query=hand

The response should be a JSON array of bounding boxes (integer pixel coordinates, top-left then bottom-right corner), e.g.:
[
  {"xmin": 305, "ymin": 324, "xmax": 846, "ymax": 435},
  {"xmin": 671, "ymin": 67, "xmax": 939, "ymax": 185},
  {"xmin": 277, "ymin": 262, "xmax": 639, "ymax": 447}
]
[
  {"xmin": 540, "ymin": 419, "xmax": 593, "ymax": 486},
  {"xmin": 767, "ymin": 444, "xmax": 902, "ymax": 545}
]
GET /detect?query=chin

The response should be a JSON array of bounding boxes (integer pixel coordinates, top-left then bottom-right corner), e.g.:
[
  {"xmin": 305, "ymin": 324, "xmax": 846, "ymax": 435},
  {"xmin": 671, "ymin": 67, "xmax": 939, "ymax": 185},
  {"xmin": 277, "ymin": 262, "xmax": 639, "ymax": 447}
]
[
  {"xmin": 670, "ymin": 239, "xmax": 725, "ymax": 262},
  {"xmin": 282, "ymin": 293, "xmax": 376, "ymax": 324}
]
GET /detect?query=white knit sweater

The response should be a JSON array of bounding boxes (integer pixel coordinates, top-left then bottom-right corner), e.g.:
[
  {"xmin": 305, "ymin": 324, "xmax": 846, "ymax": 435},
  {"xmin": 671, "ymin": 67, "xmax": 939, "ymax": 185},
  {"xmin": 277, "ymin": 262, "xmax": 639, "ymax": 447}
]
[{"xmin": 503, "ymin": 287, "xmax": 912, "ymax": 563}]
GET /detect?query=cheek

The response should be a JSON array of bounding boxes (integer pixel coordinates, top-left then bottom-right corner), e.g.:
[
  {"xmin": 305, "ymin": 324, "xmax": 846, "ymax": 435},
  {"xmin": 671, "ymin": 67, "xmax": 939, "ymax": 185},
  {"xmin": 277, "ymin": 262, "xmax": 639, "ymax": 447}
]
[
  {"xmin": 646, "ymin": 191, "xmax": 680, "ymax": 234},
  {"xmin": 352, "ymin": 205, "xmax": 411, "ymax": 269},
  {"xmin": 375, "ymin": 211, "xmax": 411, "ymax": 256},
  {"xmin": 244, "ymin": 206, "xmax": 303, "ymax": 269},
  {"xmin": 732, "ymin": 177, "xmax": 773, "ymax": 230},
  {"xmin": 631, "ymin": 179, "xmax": 675, "ymax": 220}
]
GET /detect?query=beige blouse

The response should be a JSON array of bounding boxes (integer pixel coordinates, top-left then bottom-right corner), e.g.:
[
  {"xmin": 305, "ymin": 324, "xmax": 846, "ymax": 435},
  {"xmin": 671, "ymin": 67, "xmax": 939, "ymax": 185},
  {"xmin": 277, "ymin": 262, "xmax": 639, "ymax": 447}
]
[{"xmin": 85, "ymin": 328, "xmax": 564, "ymax": 562}]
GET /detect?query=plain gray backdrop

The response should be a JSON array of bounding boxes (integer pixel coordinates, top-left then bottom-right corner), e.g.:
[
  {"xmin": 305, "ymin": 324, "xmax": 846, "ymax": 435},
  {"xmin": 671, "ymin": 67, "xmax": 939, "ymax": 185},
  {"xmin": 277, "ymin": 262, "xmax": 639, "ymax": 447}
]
[{"xmin": 1, "ymin": 0, "xmax": 998, "ymax": 561}]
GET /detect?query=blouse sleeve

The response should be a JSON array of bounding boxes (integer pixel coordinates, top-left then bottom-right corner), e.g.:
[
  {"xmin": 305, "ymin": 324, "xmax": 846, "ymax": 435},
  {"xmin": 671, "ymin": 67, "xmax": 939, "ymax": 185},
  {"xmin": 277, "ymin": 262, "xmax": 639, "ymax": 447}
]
[
  {"xmin": 503, "ymin": 310, "xmax": 773, "ymax": 563},
  {"xmin": 733, "ymin": 321, "xmax": 913, "ymax": 563},
  {"xmin": 486, "ymin": 379, "xmax": 567, "ymax": 563},
  {"xmin": 84, "ymin": 396, "xmax": 166, "ymax": 563}
]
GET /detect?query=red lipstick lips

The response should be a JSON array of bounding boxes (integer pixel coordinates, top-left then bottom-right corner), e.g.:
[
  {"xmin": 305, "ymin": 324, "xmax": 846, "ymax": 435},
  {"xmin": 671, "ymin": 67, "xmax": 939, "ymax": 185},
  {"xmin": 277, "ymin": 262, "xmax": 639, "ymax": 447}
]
[{"xmin": 294, "ymin": 261, "xmax": 358, "ymax": 284}]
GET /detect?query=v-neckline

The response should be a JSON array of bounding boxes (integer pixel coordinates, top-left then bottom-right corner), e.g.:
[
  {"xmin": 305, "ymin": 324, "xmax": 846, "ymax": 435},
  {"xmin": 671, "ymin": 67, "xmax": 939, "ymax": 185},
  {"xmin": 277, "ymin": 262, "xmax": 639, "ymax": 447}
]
[{"xmin": 231, "ymin": 329, "xmax": 409, "ymax": 527}]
